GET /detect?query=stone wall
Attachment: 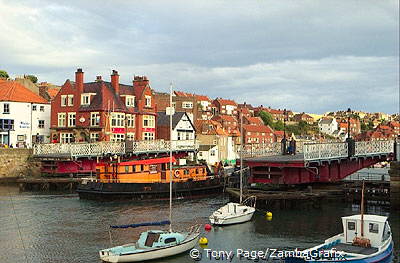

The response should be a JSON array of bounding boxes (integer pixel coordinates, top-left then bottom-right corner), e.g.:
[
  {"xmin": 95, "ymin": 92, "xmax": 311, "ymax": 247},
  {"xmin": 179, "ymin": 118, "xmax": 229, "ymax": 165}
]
[{"xmin": 0, "ymin": 149, "xmax": 41, "ymax": 179}]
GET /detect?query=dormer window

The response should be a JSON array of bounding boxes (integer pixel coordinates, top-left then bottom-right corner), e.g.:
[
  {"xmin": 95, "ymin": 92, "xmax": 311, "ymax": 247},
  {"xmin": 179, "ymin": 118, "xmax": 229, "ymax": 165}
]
[
  {"xmin": 68, "ymin": 95, "xmax": 74, "ymax": 106},
  {"xmin": 61, "ymin": 95, "xmax": 67, "ymax": 107},
  {"xmin": 126, "ymin": 96, "xmax": 135, "ymax": 107},
  {"xmin": 81, "ymin": 94, "xmax": 91, "ymax": 106},
  {"xmin": 145, "ymin": 95, "xmax": 151, "ymax": 107}
]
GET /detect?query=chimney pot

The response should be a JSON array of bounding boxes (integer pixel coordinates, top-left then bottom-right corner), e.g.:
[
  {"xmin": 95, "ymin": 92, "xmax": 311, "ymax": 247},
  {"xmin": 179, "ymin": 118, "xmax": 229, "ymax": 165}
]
[
  {"xmin": 75, "ymin": 68, "xmax": 84, "ymax": 95},
  {"xmin": 111, "ymin": 70, "xmax": 120, "ymax": 94}
]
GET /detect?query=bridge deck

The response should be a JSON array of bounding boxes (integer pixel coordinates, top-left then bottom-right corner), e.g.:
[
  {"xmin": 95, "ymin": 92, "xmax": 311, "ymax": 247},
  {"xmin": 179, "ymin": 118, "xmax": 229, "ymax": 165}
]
[{"xmin": 245, "ymin": 153, "xmax": 306, "ymax": 167}]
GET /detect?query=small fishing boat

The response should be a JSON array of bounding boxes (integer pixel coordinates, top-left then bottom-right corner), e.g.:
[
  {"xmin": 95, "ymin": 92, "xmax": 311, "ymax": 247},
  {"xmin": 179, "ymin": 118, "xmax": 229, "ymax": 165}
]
[
  {"xmin": 99, "ymin": 84, "xmax": 200, "ymax": 262},
  {"xmin": 209, "ymin": 110, "xmax": 256, "ymax": 225},
  {"xmin": 286, "ymin": 182, "xmax": 394, "ymax": 263},
  {"xmin": 100, "ymin": 221, "xmax": 200, "ymax": 262}
]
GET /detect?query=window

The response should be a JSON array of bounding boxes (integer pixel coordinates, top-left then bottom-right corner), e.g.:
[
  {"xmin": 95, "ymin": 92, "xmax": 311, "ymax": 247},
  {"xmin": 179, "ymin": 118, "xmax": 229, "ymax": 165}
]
[
  {"xmin": 0, "ymin": 119, "xmax": 14, "ymax": 130},
  {"xmin": 111, "ymin": 134, "xmax": 125, "ymax": 142},
  {"xmin": 68, "ymin": 95, "xmax": 74, "ymax": 106},
  {"xmin": 68, "ymin": 112, "xmax": 76, "ymax": 127},
  {"xmin": 90, "ymin": 112, "xmax": 100, "ymax": 126},
  {"xmin": 210, "ymin": 150, "xmax": 216, "ymax": 156},
  {"xmin": 125, "ymin": 166, "xmax": 130, "ymax": 173},
  {"xmin": 182, "ymin": 101, "xmax": 193, "ymax": 109},
  {"xmin": 60, "ymin": 133, "xmax": 74, "ymax": 143},
  {"xmin": 145, "ymin": 95, "xmax": 151, "ymax": 107},
  {"xmin": 143, "ymin": 132, "xmax": 155, "ymax": 141},
  {"xmin": 111, "ymin": 113, "xmax": 125, "ymax": 127},
  {"xmin": 127, "ymin": 114, "xmax": 135, "ymax": 128},
  {"xmin": 90, "ymin": 133, "xmax": 99, "ymax": 142},
  {"xmin": 126, "ymin": 133, "xmax": 135, "ymax": 141},
  {"xmin": 126, "ymin": 96, "xmax": 135, "ymax": 107},
  {"xmin": 247, "ymin": 132, "xmax": 251, "ymax": 135},
  {"xmin": 172, "ymin": 102, "xmax": 176, "ymax": 109},
  {"xmin": 164, "ymin": 237, "xmax": 177, "ymax": 244},
  {"xmin": 81, "ymin": 94, "xmax": 90, "ymax": 105},
  {"xmin": 61, "ymin": 95, "xmax": 67, "ymax": 107},
  {"xmin": 369, "ymin": 223, "xmax": 379, "ymax": 233},
  {"xmin": 38, "ymin": 120, "xmax": 45, "ymax": 129},
  {"xmin": 348, "ymin": 221, "xmax": 356, "ymax": 230},
  {"xmin": 32, "ymin": 105, "xmax": 37, "ymax": 111},
  {"xmin": 2, "ymin": 103, "xmax": 10, "ymax": 114},
  {"xmin": 143, "ymin": 115, "xmax": 155, "ymax": 128},
  {"xmin": 58, "ymin": 113, "xmax": 66, "ymax": 127},
  {"xmin": 40, "ymin": 106, "xmax": 44, "ymax": 112}
]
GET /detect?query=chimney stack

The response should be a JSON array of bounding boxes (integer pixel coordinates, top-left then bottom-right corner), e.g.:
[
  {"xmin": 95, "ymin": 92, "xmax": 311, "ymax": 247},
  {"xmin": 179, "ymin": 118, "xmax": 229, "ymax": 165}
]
[
  {"xmin": 111, "ymin": 70, "xmax": 119, "ymax": 94},
  {"xmin": 75, "ymin": 68, "xmax": 84, "ymax": 94},
  {"xmin": 96, "ymin": 76, "xmax": 102, "ymax": 82}
]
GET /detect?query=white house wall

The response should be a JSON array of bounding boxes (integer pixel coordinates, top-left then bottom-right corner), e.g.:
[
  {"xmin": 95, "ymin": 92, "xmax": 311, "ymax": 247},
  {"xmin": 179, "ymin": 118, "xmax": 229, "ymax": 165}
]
[{"xmin": 0, "ymin": 101, "xmax": 51, "ymax": 147}]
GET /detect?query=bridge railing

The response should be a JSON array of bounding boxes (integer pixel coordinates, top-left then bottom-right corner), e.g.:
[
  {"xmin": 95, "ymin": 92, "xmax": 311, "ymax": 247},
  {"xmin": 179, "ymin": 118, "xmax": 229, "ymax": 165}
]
[
  {"xmin": 239, "ymin": 142, "xmax": 281, "ymax": 158},
  {"xmin": 354, "ymin": 140, "xmax": 394, "ymax": 156},
  {"xmin": 303, "ymin": 142, "xmax": 348, "ymax": 161},
  {"xmin": 33, "ymin": 140, "xmax": 197, "ymax": 158}
]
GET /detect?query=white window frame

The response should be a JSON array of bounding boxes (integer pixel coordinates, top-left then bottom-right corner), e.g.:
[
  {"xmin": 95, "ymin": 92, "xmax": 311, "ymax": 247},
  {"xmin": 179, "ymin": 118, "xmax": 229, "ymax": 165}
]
[
  {"xmin": 61, "ymin": 95, "xmax": 67, "ymax": 107},
  {"xmin": 145, "ymin": 95, "xmax": 151, "ymax": 107},
  {"xmin": 38, "ymin": 120, "xmax": 45, "ymax": 129},
  {"xmin": 182, "ymin": 101, "xmax": 193, "ymax": 109},
  {"xmin": 60, "ymin": 133, "xmax": 73, "ymax": 143},
  {"xmin": 32, "ymin": 105, "xmax": 37, "ymax": 111},
  {"xmin": 143, "ymin": 115, "xmax": 155, "ymax": 128},
  {"xmin": 143, "ymin": 132, "xmax": 155, "ymax": 141},
  {"xmin": 90, "ymin": 112, "xmax": 100, "ymax": 126},
  {"xmin": 81, "ymin": 94, "xmax": 90, "ymax": 106},
  {"xmin": 68, "ymin": 112, "xmax": 76, "ymax": 127},
  {"xmin": 67, "ymin": 95, "xmax": 74, "ymax": 106},
  {"xmin": 39, "ymin": 105, "xmax": 45, "ymax": 112},
  {"xmin": 111, "ymin": 134, "xmax": 125, "ymax": 142},
  {"xmin": 110, "ymin": 113, "xmax": 125, "ymax": 128},
  {"xmin": 58, "ymin": 113, "xmax": 66, "ymax": 127},
  {"xmin": 126, "ymin": 132, "xmax": 135, "ymax": 141},
  {"xmin": 125, "ymin": 96, "xmax": 135, "ymax": 107},
  {"xmin": 127, "ymin": 114, "xmax": 135, "ymax": 128},
  {"xmin": 90, "ymin": 132, "xmax": 100, "ymax": 142}
]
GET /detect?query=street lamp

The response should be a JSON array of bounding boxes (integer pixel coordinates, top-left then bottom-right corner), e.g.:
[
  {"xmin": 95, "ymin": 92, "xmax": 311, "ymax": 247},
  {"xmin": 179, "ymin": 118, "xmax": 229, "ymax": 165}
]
[{"xmin": 347, "ymin": 108, "xmax": 351, "ymax": 139}]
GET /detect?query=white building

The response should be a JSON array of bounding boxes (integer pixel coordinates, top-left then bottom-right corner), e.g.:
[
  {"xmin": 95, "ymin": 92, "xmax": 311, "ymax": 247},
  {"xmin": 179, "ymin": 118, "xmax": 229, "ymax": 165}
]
[
  {"xmin": 318, "ymin": 118, "xmax": 338, "ymax": 135},
  {"xmin": 156, "ymin": 111, "xmax": 196, "ymax": 141},
  {"xmin": 0, "ymin": 80, "xmax": 51, "ymax": 147}
]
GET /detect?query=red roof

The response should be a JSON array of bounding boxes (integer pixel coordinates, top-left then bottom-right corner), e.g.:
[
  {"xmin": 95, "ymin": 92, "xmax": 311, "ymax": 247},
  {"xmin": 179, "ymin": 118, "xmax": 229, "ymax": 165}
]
[
  {"xmin": 0, "ymin": 80, "xmax": 49, "ymax": 104},
  {"xmin": 47, "ymin": 87, "xmax": 60, "ymax": 99},
  {"xmin": 195, "ymin": 94, "xmax": 211, "ymax": 101},
  {"xmin": 274, "ymin": 130, "xmax": 285, "ymax": 137},
  {"xmin": 213, "ymin": 115, "xmax": 237, "ymax": 122},
  {"xmin": 245, "ymin": 116, "xmax": 263, "ymax": 125},
  {"xmin": 215, "ymin": 98, "xmax": 237, "ymax": 106},
  {"xmin": 389, "ymin": 121, "xmax": 400, "ymax": 128}
]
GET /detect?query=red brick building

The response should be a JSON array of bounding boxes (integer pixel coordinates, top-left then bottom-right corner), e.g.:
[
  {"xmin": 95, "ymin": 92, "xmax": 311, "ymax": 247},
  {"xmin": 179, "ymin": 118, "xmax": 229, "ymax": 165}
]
[
  {"xmin": 242, "ymin": 124, "xmax": 275, "ymax": 144},
  {"xmin": 212, "ymin": 98, "xmax": 238, "ymax": 116},
  {"xmin": 389, "ymin": 121, "xmax": 400, "ymax": 136},
  {"xmin": 293, "ymin": 113, "xmax": 314, "ymax": 124},
  {"xmin": 50, "ymin": 69, "xmax": 156, "ymax": 143}
]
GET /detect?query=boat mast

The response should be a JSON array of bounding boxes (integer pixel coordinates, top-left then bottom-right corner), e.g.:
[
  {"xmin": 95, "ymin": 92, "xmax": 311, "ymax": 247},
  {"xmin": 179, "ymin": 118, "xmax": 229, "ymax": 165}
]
[
  {"xmin": 240, "ymin": 109, "xmax": 243, "ymax": 204},
  {"xmin": 360, "ymin": 180, "xmax": 365, "ymax": 237},
  {"xmin": 169, "ymin": 82, "xmax": 173, "ymax": 232}
]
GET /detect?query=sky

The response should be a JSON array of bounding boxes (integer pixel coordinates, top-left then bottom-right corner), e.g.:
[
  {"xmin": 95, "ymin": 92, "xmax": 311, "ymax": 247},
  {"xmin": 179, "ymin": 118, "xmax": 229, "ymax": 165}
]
[{"xmin": 0, "ymin": 0, "xmax": 399, "ymax": 114}]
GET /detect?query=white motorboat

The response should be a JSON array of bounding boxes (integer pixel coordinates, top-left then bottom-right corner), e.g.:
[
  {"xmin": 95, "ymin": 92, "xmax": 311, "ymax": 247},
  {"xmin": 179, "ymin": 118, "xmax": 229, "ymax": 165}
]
[{"xmin": 99, "ymin": 84, "xmax": 200, "ymax": 262}]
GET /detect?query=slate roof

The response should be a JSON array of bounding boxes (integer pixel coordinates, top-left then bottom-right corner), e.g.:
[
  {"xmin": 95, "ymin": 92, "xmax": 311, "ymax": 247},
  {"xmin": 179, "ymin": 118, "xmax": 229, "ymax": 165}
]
[{"xmin": 157, "ymin": 111, "xmax": 195, "ymax": 131}]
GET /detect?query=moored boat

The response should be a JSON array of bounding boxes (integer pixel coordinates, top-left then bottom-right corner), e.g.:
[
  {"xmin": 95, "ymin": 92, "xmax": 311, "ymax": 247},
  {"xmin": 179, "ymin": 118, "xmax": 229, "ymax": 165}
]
[{"xmin": 77, "ymin": 156, "xmax": 223, "ymax": 200}]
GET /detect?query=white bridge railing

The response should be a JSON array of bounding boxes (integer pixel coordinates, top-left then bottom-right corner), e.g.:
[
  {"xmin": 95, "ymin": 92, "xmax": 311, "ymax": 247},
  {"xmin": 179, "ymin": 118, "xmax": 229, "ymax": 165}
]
[
  {"xmin": 238, "ymin": 143, "xmax": 282, "ymax": 158},
  {"xmin": 355, "ymin": 140, "xmax": 394, "ymax": 156},
  {"xmin": 303, "ymin": 142, "xmax": 348, "ymax": 161},
  {"xmin": 33, "ymin": 140, "xmax": 197, "ymax": 158},
  {"xmin": 303, "ymin": 140, "xmax": 394, "ymax": 161}
]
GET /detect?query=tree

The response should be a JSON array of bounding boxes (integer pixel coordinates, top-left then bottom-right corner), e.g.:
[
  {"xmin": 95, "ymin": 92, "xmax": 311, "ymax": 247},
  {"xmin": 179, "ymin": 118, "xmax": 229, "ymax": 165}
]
[
  {"xmin": 0, "ymin": 70, "xmax": 9, "ymax": 79},
  {"xmin": 26, "ymin": 74, "xmax": 38, "ymax": 83},
  {"xmin": 273, "ymin": 120, "xmax": 284, "ymax": 131},
  {"xmin": 259, "ymin": 111, "xmax": 274, "ymax": 127}
]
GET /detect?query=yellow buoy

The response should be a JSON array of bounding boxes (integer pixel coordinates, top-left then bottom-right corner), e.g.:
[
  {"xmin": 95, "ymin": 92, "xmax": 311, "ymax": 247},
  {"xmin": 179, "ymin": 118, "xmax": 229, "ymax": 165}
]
[
  {"xmin": 266, "ymin": 216, "xmax": 272, "ymax": 221},
  {"xmin": 266, "ymin": 211, "xmax": 273, "ymax": 217},
  {"xmin": 199, "ymin": 237, "xmax": 208, "ymax": 245}
]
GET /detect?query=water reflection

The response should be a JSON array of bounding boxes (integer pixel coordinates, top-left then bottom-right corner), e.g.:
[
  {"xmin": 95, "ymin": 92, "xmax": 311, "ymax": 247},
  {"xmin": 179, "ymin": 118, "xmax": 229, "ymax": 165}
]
[{"xmin": 0, "ymin": 186, "xmax": 398, "ymax": 263}]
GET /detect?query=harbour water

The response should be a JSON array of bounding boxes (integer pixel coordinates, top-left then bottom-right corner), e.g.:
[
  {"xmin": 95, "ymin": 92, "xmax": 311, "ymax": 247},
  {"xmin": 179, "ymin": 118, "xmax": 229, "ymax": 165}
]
[{"xmin": 0, "ymin": 186, "xmax": 398, "ymax": 263}]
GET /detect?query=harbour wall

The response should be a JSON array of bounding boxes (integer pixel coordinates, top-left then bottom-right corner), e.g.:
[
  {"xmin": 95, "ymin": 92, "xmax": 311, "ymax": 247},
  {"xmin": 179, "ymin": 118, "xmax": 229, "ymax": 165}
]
[
  {"xmin": 389, "ymin": 161, "xmax": 400, "ymax": 210},
  {"xmin": 0, "ymin": 149, "xmax": 41, "ymax": 180}
]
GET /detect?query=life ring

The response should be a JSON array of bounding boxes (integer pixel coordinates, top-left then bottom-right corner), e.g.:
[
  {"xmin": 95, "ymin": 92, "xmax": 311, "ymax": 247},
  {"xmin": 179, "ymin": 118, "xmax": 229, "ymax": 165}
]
[{"xmin": 174, "ymin": 170, "xmax": 180, "ymax": 178}]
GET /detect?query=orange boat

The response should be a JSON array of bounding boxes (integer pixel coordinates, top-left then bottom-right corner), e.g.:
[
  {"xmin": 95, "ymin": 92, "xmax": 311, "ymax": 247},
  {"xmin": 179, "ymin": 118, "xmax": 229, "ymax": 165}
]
[{"xmin": 77, "ymin": 157, "xmax": 223, "ymax": 201}]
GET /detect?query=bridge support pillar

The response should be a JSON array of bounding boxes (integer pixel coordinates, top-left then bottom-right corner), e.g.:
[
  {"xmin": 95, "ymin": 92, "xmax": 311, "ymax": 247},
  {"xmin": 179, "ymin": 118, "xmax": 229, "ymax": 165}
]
[{"xmin": 389, "ymin": 161, "xmax": 400, "ymax": 211}]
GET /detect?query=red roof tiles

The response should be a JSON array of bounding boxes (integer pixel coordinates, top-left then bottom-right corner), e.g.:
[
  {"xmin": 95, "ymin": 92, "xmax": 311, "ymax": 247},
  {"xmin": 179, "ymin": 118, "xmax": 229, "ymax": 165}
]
[{"xmin": 0, "ymin": 80, "xmax": 49, "ymax": 104}]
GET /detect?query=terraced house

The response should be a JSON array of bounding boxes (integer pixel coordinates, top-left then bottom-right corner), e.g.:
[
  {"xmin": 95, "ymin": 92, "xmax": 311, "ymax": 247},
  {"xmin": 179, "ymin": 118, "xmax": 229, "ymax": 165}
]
[{"xmin": 50, "ymin": 69, "xmax": 156, "ymax": 143}]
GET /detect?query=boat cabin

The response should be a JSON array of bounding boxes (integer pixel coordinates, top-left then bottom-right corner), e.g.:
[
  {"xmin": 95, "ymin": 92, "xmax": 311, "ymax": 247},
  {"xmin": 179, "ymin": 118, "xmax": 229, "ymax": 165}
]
[
  {"xmin": 341, "ymin": 214, "xmax": 391, "ymax": 248},
  {"xmin": 137, "ymin": 230, "xmax": 185, "ymax": 248},
  {"xmin": 97, "ymin": 156, "xmax": 208, "ymax": 183}
]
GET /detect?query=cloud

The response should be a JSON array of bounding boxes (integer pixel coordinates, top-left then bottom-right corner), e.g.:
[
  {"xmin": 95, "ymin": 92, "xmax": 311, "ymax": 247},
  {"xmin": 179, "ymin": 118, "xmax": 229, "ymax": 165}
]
[{"xmin": 0, "ymin": 0, "xmax": 398, "ymax": 114}]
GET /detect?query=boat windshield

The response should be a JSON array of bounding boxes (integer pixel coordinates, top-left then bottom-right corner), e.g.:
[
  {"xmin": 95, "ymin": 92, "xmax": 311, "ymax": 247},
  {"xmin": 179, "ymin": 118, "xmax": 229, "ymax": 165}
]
[{"xmin": 382, "ymin": 221, "xmax": 391, "ymax": 242}]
